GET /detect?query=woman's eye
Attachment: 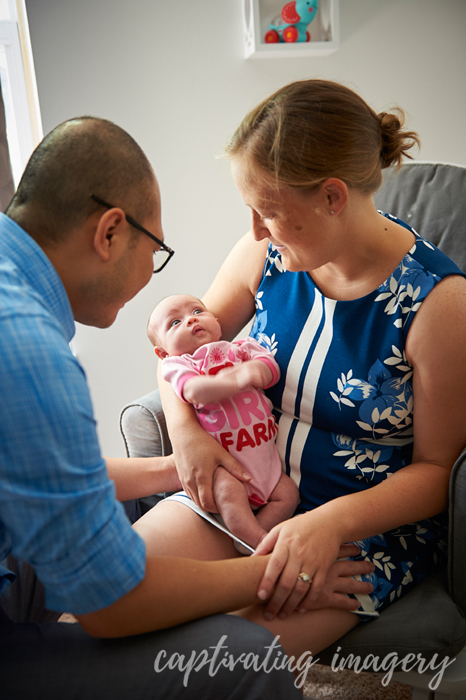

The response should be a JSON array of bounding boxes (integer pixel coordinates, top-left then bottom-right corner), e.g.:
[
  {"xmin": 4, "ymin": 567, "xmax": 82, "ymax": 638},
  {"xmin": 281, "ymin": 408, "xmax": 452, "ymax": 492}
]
[{"xmin": 258, "ymin": 211, "xmax": 273, "ymax": 221}]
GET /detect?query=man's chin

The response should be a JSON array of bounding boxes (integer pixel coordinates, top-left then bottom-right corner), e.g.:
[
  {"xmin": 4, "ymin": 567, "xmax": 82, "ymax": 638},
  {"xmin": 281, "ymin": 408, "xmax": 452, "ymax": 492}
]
[{"xmin": 75, "ymin": 309, "xmax": 120, "ymax": 329}]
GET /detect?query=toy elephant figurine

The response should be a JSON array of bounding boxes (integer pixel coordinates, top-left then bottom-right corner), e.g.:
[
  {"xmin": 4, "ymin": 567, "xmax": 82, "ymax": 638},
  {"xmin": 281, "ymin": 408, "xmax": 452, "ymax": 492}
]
[{"xmin": 265, "ymin": 0, "xmax": 319, "ymax": 43}]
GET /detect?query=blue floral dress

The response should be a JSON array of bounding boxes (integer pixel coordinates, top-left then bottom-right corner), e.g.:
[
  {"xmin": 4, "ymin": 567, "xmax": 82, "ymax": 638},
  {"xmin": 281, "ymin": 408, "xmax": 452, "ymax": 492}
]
[{"xmin": 250, "ymin": 214, "xmax": 463, "ymax": 617}]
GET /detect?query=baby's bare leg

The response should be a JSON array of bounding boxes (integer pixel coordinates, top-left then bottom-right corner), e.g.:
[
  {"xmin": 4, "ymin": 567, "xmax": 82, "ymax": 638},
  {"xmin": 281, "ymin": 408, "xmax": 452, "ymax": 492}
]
[
  {"xmin": 255, "ymin": 472, "xmax": 300, "ymax": 533},
  {"xmin": 213, "ymin": 468, "xmax": 267, "ymax": 549}
]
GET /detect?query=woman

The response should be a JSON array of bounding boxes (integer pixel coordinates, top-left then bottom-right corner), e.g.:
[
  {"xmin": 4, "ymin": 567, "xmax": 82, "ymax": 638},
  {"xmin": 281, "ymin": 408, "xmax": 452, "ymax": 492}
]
[{"xmin": 134, "ymin": 80, "xmax": 466, "ymax": 657}]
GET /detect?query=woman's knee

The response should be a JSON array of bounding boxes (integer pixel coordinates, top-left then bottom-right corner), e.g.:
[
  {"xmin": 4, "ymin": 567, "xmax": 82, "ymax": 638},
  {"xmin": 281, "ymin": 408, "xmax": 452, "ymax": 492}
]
[{"xmin": 133, "ymin": 500, "xmax": 238, "ymax": 560}]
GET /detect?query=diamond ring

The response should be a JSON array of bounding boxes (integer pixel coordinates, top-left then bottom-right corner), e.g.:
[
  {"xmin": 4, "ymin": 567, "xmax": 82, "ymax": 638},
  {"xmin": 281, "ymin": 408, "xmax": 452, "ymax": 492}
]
[{"xmin": 297, "ymin": 572, "xmax": 312, "ymax": 584}]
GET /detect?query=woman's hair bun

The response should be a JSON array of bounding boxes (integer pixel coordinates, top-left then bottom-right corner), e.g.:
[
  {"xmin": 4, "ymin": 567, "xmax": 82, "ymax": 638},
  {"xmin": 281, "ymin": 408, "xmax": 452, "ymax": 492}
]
[{"xmin": 378, "ymin": 109, "xmax": 420, "ymax": 169}]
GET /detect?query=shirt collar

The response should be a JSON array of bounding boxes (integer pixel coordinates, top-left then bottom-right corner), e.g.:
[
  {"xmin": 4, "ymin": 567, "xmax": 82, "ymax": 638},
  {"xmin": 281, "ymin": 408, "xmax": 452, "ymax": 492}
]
[{"xmin": 0, "ymin": 212, "xmax": 75, "ymax": 342}]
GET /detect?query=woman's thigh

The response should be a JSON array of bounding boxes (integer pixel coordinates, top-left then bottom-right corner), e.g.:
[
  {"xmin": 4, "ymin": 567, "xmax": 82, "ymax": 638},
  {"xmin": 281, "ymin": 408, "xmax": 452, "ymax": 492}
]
[
  {"xmin": 236, "ymin": 605, "xmax": 359, "ymax": 659},
  {"xmin": 133, "ymin": 501, "xmax": 359, "ymax": 659},
  {"xmin": 132, "ymin": 499, "xmax": 239, "ymax": 560}
]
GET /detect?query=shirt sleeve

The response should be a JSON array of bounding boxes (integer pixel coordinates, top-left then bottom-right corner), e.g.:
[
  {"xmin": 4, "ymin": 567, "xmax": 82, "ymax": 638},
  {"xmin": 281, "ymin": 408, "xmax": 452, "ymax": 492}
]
[
  {"xmin": 0, "ymin": 312, "xmax": 146, "ymax": 614},
  {"xmin": 161, "ymin": 355, "xmax": 200, "ymax": 403},
  {"xmin": 237, "ymin": 337, "xmax": 281, "ymax": 389}
]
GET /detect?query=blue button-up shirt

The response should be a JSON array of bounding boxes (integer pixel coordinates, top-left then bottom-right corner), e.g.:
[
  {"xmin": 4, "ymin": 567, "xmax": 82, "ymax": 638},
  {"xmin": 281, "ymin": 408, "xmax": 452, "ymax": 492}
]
[{"xmin": 0, "ymin": 213, "xmax": 145, "ymax": 614}]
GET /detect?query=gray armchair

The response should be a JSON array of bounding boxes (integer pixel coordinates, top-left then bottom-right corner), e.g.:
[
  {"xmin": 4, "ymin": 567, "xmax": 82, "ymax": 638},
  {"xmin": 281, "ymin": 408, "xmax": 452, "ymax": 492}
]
[{"xmin": 120, "ymin": 162, "xmax": 466, "ymax": 699}]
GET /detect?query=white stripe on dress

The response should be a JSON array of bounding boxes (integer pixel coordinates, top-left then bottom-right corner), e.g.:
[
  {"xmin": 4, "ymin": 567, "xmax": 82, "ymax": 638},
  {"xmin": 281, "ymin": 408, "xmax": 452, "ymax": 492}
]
[
  {"xmin": 299, "ymin": 297, "xmax": 336, "ymax": 422},
  {"xmin": 281, "ymin": 292, "xmax": 336, "ymax": 423},
  {"xmin": 289, "ymin": 418, "xmax": 313, "ymax": 488},
  {"xmin": 281, "ymin": 290, "xmax": 326, "ymax": 418},
  {"xmin": 276, "ymin": 411, "xmax": 316, "ymax": 490},
  {"xmin": 275, "ymin": 411, "xmax": 293, "ymax": 465},
  {"xmin": 276, "ymin": 295, "xmax": 336, "ymax": 489}
]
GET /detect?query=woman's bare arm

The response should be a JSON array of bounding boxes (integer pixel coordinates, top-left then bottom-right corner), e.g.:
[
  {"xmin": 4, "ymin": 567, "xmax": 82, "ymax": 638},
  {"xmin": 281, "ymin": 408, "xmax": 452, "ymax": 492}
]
[{"xmin": 203, "ymin": 233, "xmax": 268, "ymax": 338}]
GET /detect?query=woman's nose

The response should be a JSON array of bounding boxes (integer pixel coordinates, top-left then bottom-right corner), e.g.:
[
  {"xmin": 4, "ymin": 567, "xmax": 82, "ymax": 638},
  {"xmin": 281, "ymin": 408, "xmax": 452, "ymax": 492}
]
[{"xmin": 251, "ymin": 211, "xmax": 269, "ymax": 241}]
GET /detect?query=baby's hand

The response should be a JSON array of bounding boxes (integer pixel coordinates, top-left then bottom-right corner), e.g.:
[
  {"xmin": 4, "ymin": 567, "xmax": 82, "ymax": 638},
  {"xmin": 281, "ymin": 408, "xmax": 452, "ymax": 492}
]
[
  {"xmin": 183, "ymin": 361, "xmax": 273, "ymax": 405},
  {"xmin": 219, "ymin": 361, "xmax": 273, "ymax": 391}
]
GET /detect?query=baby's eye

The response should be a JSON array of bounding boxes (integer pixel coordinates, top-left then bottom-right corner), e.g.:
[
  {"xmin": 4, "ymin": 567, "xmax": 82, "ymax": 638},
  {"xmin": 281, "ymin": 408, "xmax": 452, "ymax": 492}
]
[
  {"xmin": 193, "ymin": 308, "xmax": 203, "ymax": 315},
  {"xmin": 170, "ymin": 319, "xmax": 181, "ymax": 328}
]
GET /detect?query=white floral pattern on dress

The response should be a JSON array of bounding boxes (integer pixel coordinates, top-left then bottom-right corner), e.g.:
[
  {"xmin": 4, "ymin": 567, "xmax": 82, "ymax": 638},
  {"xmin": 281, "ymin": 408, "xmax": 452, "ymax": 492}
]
[
  {"xmin": 330, "ymin": 353, "xmax": 414, "ymax": 482},
  {"xmin": 264, "ymin": 246, "xmax": 286, "ymax": 277},
  {"xmin": 374, "ymin": 248, "xmax": 439, "ymax": 329},
  {"xmin": 249, "ymin": 219, "xmax": 452, "ymax": 617},
  {"xmin": 251, "ymin": 309, "xmax": 278, "ymax": 356}
]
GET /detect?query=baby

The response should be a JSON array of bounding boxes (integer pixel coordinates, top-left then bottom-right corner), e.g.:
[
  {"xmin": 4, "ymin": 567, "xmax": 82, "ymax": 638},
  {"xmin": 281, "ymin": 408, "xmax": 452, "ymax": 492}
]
[{"xmin": 147, "ymin": 294, "xmax": 300, "ymax": 550}]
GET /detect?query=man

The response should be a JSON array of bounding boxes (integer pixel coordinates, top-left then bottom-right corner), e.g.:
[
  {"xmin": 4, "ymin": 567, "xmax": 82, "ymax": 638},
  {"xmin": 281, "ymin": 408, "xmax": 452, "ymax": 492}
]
[{"xmin": 0, "ymin": 117, "xmax": 372, "ymax": 698}]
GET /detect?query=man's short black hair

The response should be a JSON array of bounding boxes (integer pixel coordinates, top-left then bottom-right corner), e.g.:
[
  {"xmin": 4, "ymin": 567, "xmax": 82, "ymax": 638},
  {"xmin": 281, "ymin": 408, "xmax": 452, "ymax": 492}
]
[{"xmin": 6, "ymin": 116, "xmax": 156, "ymax": 245}]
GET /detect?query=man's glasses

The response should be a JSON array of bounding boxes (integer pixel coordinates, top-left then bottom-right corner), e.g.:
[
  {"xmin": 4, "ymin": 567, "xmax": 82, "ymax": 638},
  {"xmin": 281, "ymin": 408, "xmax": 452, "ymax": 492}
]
[{"xmin": 90, "ymin": 194, "xmax": 174, "ymax": 274}]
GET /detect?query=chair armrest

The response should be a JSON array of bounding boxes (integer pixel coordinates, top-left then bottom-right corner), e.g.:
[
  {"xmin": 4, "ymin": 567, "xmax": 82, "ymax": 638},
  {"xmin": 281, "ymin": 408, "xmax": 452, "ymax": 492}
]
[
  {"xmin": 120, "ymin": 389, "xmax": 173, "ymax": 517},
  {"xmin": 120, "ymin": 389, "xmax": 172, "ymax": 459},
  {"xmin": 449, "ymin": 448, "xmax": 466, "ymax": 617}
]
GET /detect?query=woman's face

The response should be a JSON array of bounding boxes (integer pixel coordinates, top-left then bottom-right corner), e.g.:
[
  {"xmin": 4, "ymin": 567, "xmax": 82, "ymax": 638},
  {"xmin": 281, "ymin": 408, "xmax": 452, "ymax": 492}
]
[{"xmin": 232, "ymin": 158, "xmax": 339, "ymax": 274}]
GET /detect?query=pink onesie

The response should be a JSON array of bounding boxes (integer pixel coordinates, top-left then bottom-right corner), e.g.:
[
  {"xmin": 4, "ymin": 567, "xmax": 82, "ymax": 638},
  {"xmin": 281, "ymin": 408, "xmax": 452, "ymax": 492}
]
[{"xmin": 162, "ymin": 338, "xmax": 283, "ymax": 507}]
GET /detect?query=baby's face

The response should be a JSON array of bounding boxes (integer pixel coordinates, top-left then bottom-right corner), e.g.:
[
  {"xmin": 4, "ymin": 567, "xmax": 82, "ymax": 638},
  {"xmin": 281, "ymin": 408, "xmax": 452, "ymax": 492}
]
[{"xmin": 151, "ymin": 295, "xmax": 222, "ymax": 358}]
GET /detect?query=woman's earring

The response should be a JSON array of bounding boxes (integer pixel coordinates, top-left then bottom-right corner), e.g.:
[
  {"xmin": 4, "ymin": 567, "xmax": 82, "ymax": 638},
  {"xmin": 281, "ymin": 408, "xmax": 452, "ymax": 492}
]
[{"xmin": 331, "ymin": 210, "xmax": 335, "ymax": 214}]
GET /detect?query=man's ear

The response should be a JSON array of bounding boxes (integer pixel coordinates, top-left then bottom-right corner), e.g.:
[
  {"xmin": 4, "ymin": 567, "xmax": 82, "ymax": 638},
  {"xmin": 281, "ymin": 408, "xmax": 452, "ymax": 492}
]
[
  {"xmin": 154, "ymin": 346, "xmax": 168, "ymax": 360},
  {"xmin": 93, "ymin": 208, "xmax": 127, "ymax": 263}
]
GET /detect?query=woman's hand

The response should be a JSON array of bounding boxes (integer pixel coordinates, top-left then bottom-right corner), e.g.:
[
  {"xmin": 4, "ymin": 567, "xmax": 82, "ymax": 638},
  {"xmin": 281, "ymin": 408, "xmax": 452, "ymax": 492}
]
[
  {"xmin": 300, "ymin": 543, "xmax": 375, "ymax": 611},
  {"xmin": 173, "ymin": 422, "xmax": 251, "ymax": 513},
  {"xmin": 253, "ymin": 509, "xmax": 349, "ymax": 619}
]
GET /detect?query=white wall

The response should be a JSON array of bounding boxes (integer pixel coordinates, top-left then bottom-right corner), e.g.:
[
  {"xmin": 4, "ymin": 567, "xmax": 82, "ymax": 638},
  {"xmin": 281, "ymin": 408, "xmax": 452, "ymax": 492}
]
[{"xmin": 25, "ymin": 0, "xmax": 466, "ymax": 457}]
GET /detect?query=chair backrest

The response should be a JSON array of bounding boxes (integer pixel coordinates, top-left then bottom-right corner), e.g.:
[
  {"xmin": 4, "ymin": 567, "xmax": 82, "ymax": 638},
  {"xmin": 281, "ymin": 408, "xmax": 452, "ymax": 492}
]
[
  {"xmin": 376, "ymin": 161, "xmax": 466, "ymax": 618},
  {"xmin": 374, "ymin": 161, "xmax": 466, "ymax": 272}
]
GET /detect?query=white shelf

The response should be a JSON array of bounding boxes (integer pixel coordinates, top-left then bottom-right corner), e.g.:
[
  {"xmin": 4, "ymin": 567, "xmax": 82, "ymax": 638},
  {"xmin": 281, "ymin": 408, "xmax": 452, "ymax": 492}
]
[{"xmin": 242, "ymin": 0, "xmax": 339, "ymax": 59}]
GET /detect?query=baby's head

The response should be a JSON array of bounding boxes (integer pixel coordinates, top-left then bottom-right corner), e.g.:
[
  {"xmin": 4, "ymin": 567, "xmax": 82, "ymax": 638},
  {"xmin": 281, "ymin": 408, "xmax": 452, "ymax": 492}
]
[{"xmin": 148, "ymin": 294, "xmax": 222, "ymax": 359}]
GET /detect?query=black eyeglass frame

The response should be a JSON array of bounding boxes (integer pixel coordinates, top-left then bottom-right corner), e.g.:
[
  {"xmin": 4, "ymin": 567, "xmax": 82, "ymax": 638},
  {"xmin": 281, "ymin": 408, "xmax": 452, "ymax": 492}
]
[{"xmin": 90, "ymin": 194, "xmax": 174, "ymax": 274}]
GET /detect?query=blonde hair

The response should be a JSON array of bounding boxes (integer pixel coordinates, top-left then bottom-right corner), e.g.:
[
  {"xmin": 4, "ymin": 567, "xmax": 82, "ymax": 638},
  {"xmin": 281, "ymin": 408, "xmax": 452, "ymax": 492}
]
[{"xmin": 226, "ymin": 80, "xmax": 420, "ymax": 194}]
